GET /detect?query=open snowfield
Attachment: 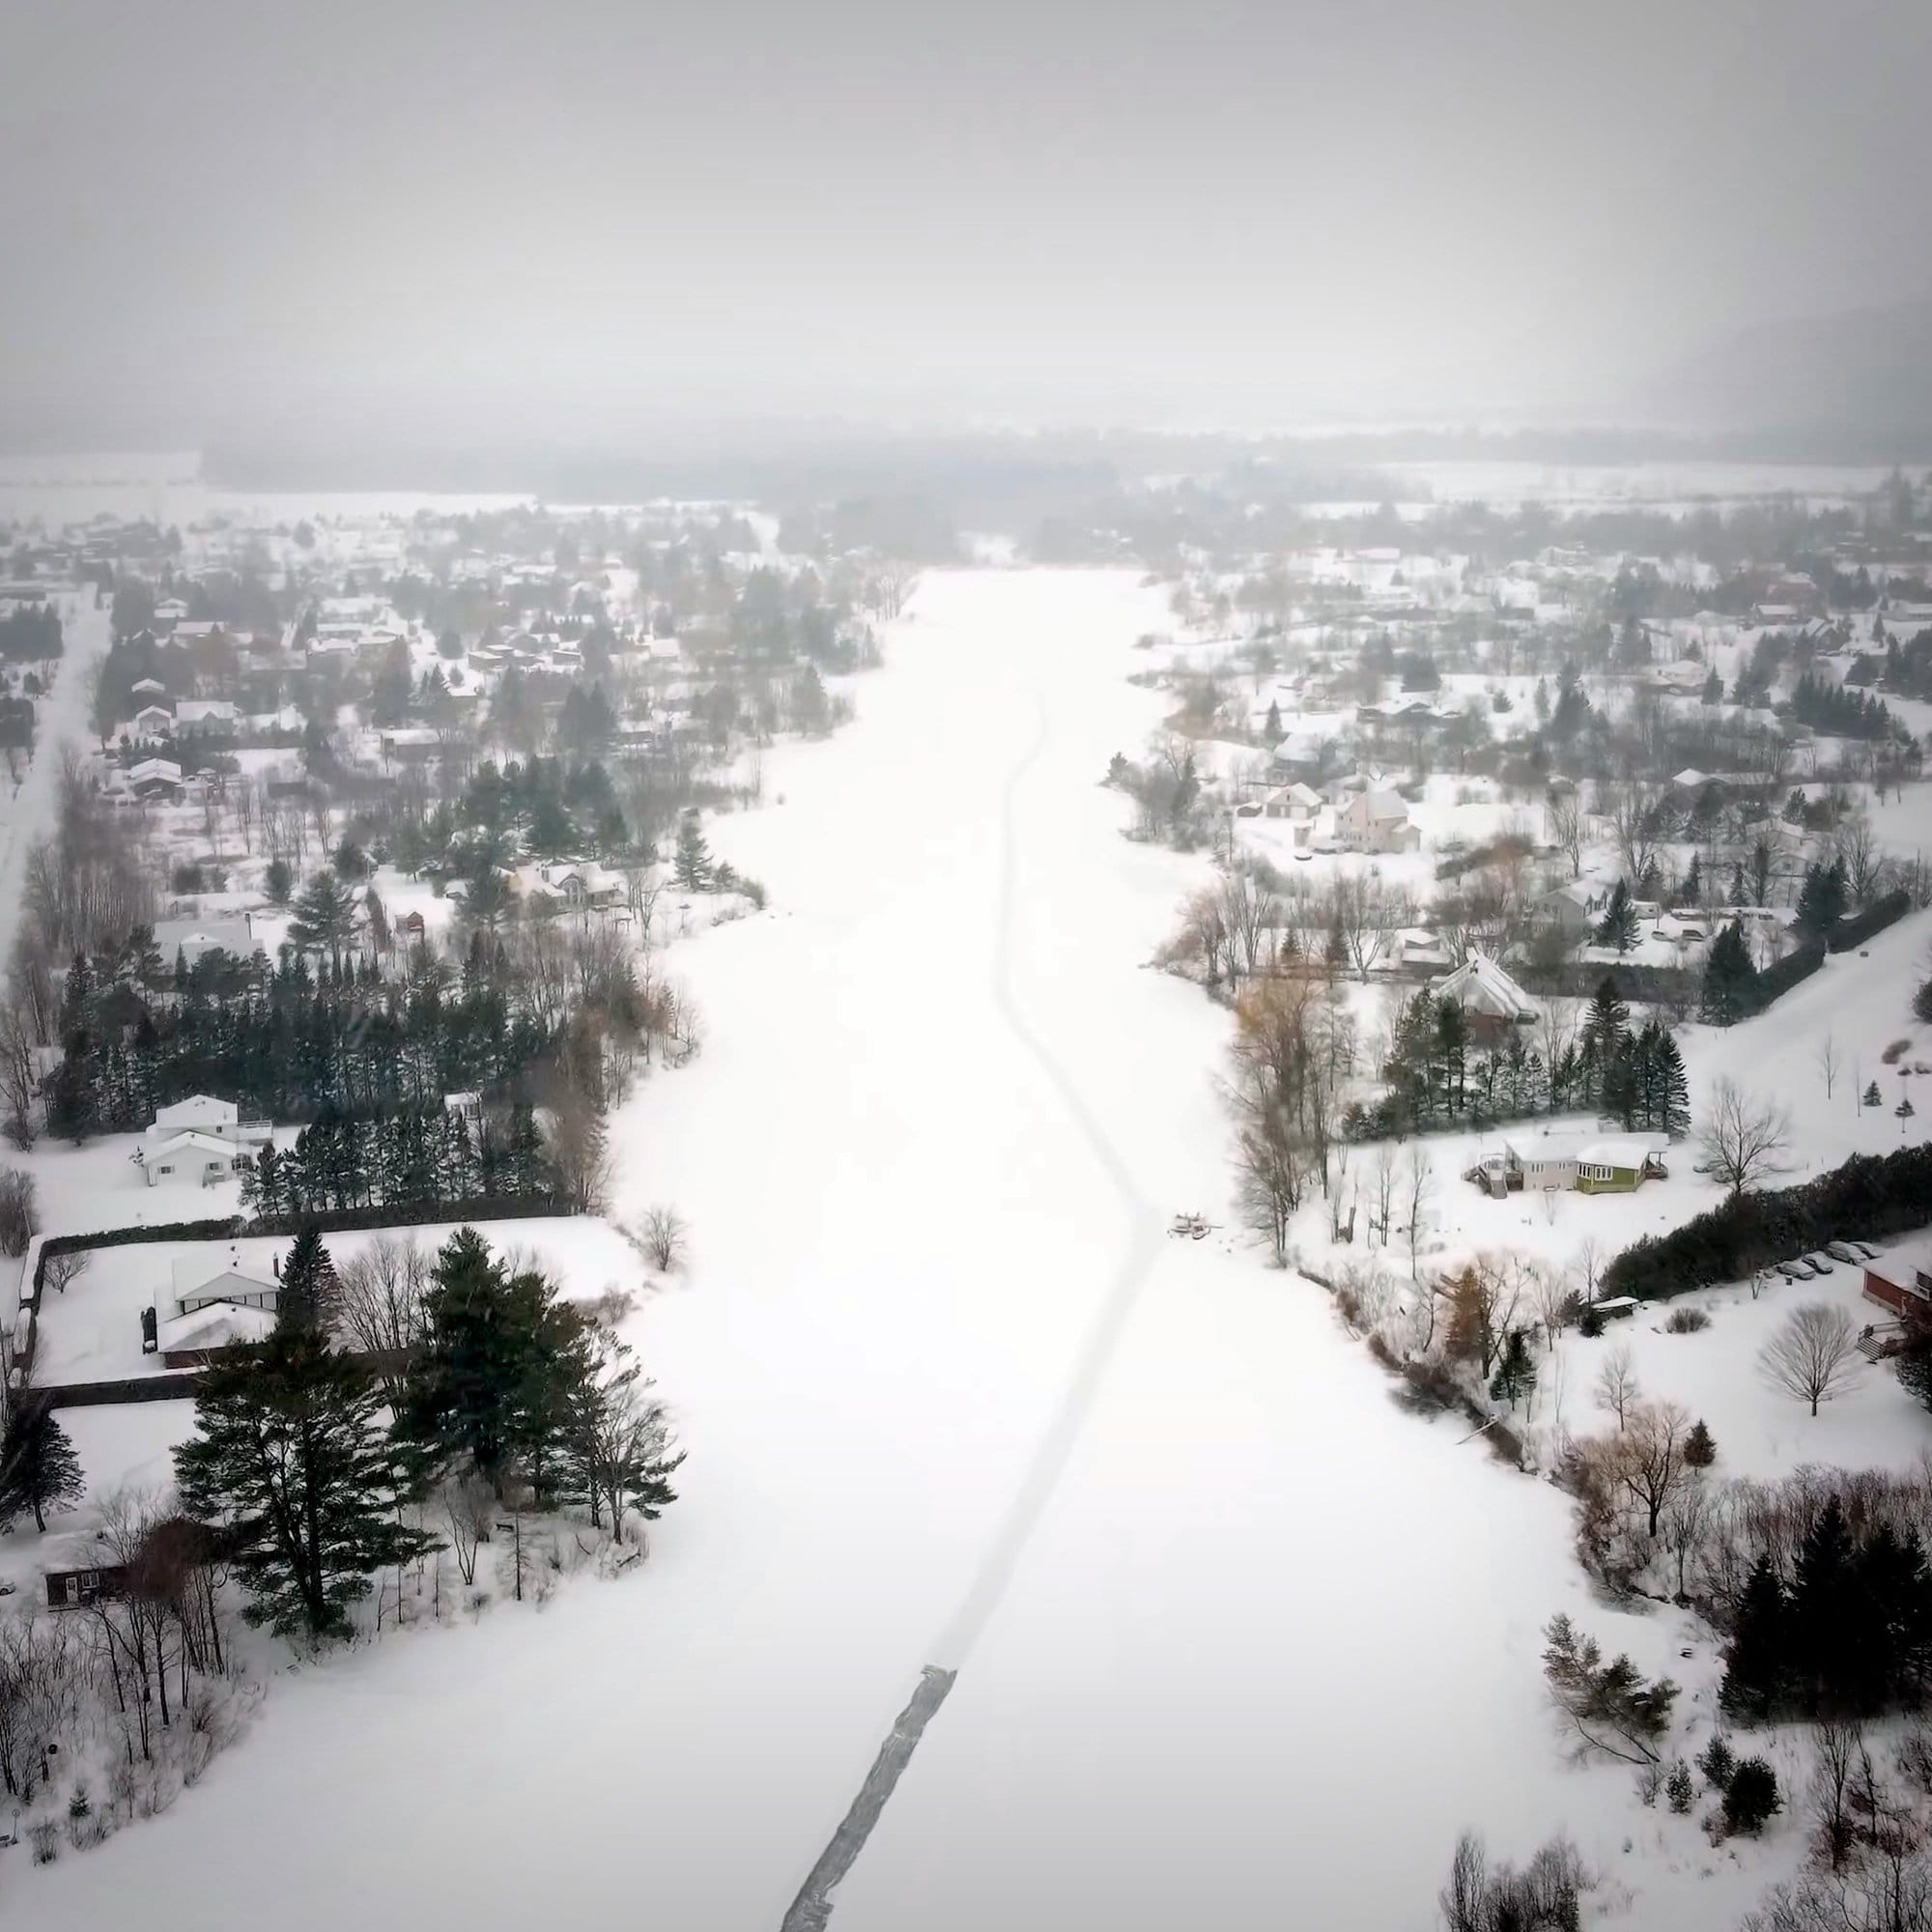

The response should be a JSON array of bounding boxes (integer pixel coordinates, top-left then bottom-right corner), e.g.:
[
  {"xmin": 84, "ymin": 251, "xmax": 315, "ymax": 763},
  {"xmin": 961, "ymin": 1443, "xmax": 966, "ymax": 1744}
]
[{"xmin": 20, "ymin": 570, "xmax": 1800, "ymax": 1931}]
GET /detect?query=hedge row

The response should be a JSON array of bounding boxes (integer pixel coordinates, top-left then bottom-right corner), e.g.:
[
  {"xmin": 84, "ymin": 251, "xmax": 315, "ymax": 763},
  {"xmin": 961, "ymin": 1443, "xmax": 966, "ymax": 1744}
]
[
  {"xmin": 1601, "ymin": 1143, "xmax": 1932, "ymax": 1302},
  {"xmin": 1516, "ymin": 961, "xmax": 1699, "ymax": 1006},
  {"xmin": 44, "ymin": 1374, "xmax": 202, "ymax": 1411},
  {"xmin": 242, "ymin": 1195, "xmax": 571, "ymax": 1239},
  {"xmin": 1829, "ymin": 890, "xmax": 1912, "ymax": 953},
  {"xmin": 1743, "ymin": 939, "xmax": 1826, "ymax": 1015}
]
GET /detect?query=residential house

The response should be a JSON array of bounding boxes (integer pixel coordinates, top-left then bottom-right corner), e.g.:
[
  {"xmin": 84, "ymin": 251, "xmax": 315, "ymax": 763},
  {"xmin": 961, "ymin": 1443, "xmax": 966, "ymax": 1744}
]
[
  {"xmin": 1495, "ymin": 1130, "xmax": 1667, "ymax": 1194},
  {"xmin": 1334, "ymin": 788, "xmax": 1420, "ymax": 855},
  {"xmin": 1863, "ymin": 1235, "xmax": 1932, "ymax": 1318},
  {"xmin": 44, "ymin": 1564, "xmax": 130, "ymax": 1610},
  {"xmin": 1530, "ymin": 879, "xmax": 1609, "ymax": 940},
  {"xmin": 1261, "ymin": 781, "xmax": 1322, "ymax": 821},
  {"xmin": 1430, "ymin": 952, "xmax": 1538, "ymax": 1041},
  {"xmin": 139, "ymin": 1094, "xmax": 270, "ymax": 1186}
]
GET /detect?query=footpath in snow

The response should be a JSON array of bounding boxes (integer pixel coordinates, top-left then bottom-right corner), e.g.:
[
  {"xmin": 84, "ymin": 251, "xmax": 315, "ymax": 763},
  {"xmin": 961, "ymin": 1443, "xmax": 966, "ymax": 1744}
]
[{"xmin": 25, "ymin": 570, "xmax": 1732, "ymax": 1932}]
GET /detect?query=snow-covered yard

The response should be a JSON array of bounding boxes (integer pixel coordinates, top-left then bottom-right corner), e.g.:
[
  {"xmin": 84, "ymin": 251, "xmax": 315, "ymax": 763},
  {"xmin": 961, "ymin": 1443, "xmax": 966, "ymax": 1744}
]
[
  {"xmin": 25, "ymin": 1217, "xmax": 642, "ymax": 1389},
  {"xmin": 1551, "ymin": 1271, "xmax": 1928, "ymax": 1482}
]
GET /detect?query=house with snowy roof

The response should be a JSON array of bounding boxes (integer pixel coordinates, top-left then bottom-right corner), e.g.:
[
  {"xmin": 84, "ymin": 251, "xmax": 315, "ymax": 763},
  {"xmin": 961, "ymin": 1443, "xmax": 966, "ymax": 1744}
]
[
  {"xmin": 1334, "ymin": 788, "xmax": 1420, "ymax": 855},
  {"xmin": 1430, "ymin": 952, "xmax": 1538, "ymax": 1041},
  {"xmin": 1488, "ymin": 1130, "xmax": 1668, "ymax": 1196},
  {"xmin": 138, "ymin": 1094, "xmax": 270, "ymax": 1187}
]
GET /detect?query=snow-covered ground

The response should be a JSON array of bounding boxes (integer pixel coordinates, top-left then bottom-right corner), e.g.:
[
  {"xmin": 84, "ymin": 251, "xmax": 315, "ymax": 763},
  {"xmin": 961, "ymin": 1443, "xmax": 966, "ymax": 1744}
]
[
  {"xmin": 0, "ymin": 588, "xmax": 113, "ymax": 969},
  {"xmin": 19, "ymin": 570, "xmax": 1793, "ymax": 1931}
]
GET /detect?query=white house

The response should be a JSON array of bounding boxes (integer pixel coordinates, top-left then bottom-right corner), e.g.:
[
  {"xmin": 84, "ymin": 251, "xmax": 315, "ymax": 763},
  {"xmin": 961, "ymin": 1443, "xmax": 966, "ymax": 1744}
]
[
  {"xmin": 138, "ymin": 1095, "xmax": 270, "ymax": 1187},
  {"xmin": 1261, "ymin": 781, "xmax": 1322, "ymax": 821},
  {"xmin": 1334, "ymin": 789, "xmax": 1420, "ymax": 854}
]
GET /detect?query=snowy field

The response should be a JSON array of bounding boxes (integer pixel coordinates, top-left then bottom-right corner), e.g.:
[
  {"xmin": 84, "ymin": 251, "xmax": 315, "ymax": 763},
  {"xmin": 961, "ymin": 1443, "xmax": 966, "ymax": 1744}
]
[{"xmin": 19, "ymin": 568, "xmax": 1800, "ymax": 1932}]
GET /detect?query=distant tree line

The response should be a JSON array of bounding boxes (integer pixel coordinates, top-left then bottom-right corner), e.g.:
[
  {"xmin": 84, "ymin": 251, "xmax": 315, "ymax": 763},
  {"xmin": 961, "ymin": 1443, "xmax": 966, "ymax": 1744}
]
[{"xmin": 43, "ymin": 940, "xmax": 566, "ymax": 1138}]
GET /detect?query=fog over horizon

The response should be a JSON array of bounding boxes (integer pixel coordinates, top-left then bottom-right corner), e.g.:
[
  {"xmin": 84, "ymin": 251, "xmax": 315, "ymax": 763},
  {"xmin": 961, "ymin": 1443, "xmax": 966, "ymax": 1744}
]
[{"xmin": 7, "ymin": 0, "xmax": 1932, "ymax": 457}]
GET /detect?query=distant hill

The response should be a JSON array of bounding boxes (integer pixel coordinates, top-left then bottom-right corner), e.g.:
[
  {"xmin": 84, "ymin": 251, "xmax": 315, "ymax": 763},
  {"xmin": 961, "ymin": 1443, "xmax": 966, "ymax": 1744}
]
[{"xmin": 1634, "ymin": 299, "xmax": 1932, "ymax": 449}]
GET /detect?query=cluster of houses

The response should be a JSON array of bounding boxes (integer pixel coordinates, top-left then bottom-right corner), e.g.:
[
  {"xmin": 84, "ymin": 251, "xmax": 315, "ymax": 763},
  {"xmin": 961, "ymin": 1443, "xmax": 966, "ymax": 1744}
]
[{"xmin": 1236, "ymin": 771, "xmax": 1423, "ymax": 855}]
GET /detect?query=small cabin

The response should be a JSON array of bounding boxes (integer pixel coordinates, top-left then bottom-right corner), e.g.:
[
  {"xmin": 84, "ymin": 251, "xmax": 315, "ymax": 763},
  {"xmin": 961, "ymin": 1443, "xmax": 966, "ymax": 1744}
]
[{"xmin": 44, "ymin": 1564, "xmax": 129, "ymax": 1610}]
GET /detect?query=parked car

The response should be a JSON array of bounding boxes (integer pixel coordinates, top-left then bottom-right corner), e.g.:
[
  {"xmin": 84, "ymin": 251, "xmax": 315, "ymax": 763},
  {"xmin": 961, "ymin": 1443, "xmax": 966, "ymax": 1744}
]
[
  {"xmin": 1776, "ymin": 1261, "xmax": 1809, "ymax": 1282},
  {"xmin": 1853, "ymin": 1240, "xmax": 1881, "ymax": 1261},
  {"xmin": 1804, "ymin": 1253, "xmax": 1835, "ymax": 1273},
  {"xmin": 1825, "ymin": 1242, "xmax": 1861, "ymax": 1264}
]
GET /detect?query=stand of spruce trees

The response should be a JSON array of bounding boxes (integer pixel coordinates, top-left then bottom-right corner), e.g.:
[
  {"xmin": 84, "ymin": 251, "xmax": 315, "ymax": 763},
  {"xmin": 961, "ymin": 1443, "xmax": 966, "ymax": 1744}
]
[{"xmin": 1350, "ymin": 976, "xmax": 1688, "ymax": 1141}]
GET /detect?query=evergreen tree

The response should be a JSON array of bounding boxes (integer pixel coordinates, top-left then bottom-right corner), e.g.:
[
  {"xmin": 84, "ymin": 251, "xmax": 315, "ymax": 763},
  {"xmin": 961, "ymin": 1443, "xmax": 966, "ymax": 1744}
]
[
  {"xmin": 1264, "ymin": 699, "xmax": 1282, "ymax": 743},
  {"xmin": 1489, "ymin": 1328, "xmax": 1537, "ymax": 1409},
  {"xmin": 0, "ymin": 1396, "xmax": 84, "ymax": 1532},
  {"xmin": 1720, "ymin": 1555, "xmax": 1792, "ymax": 1722},
  {"xmin": 1684, "ymin": 1419, "xmax": 1716, "ymax": 1467},
  {"xmin": 277, "ymin": 1227, "xmax": 336, "ymax": 1335},
  {"xmin": 1723, "ymin": 1758, "xmax": 1780, "ymax": 1836},
  {"xmin": 1579, "ymin": 976, "xmax": 1631, "ymax": 1110},
  {"xmin": 1683, "ymin": 852, "xmax": 1703, "ymax": 906},
  {"xmin": 1795, "ymin": 858, "xmax": 1848, "ymax": 937},
  {"xmin": 674, "ymin": 816, "xmax": 714, "ymax": 891},
  {"xmin": 1700, "ymin": 922, "xmax": 1757, "ymax": 1026},
  {"xmin": 562, "ymin": 1334, "xmax": 685, "ymax": 1531},
  {"xmin": 174, "ymin": 1327, "xmax": 430, "ymax": 1640},
  {"xmin": 1596, "ymin": 880, "xmax": 1639, "ymax": 954},
  {"xmin": 287, "ymin": 868, "xmax": 359, "ymax": 969},
  {"xmin": 1790, "ymin": 1496, "xmax": 1859, "ymax": 1715},
  {"xmin": 1655, "ymin": 1029, "xmax": 1691, "ymax": 1139},
  {"xmin": 399, "ymin": 1228, "xmax": 591, "ymax": 1498}
]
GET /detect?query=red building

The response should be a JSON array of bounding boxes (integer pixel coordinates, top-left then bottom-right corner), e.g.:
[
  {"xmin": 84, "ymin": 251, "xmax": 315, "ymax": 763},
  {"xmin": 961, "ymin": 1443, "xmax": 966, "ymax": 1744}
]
[{"xmin": 1862, "ymin": 1236, "xmax": 1932, "ymax": 1318}]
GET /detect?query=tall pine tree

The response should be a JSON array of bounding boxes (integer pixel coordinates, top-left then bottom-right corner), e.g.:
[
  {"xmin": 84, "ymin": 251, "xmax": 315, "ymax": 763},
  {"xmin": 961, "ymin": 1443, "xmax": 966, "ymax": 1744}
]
[
  {"xmin": 174, "ymin": 1327, "xmax": 430, "ymax": 1639},
  {"xmin": 0, "ymin": 1396, "xmax": 84, "ymax": 1532}
]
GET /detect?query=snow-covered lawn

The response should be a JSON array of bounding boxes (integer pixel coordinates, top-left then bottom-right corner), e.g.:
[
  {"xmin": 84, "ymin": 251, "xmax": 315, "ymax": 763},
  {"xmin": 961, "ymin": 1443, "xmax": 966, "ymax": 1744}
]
[{"xmin": 1552, "ymin": 1272, "xmax": 1928, "ymax": 1481}]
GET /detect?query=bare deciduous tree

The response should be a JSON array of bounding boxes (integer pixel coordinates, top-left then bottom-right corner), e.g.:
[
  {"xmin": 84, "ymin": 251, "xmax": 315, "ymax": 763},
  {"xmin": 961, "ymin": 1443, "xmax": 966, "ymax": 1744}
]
[
  {"xmin": 331, "ymin": 1236, "xmax": 428, "ymax": 1401},
  {"xmin": 1759, "ymin": 1303, "xmax": 1862, "ymax": 1416},
  {"xmin": 1401, "ymin": 1145, "xmax": 1435, "ymax": 1282},
  {"xmin": 1594, "ymin": 1344, "xmax": 1641, "ymax": 1432},
  {"xmin": 639, "ymin": 1207, "xmax": 688, "ymax": 1274},
  {"xmin": 1618, "ymin": 1400, "xmax": 1694, "ymax": 1538},
  {"xmin": 1547, "ymin": 792, "xmax": 1584, "ymax": 880},
  {"xmin": 41, "ymin": 1250, "xmax": 90, "ymax": 1296},
  {"xmin": 1817, "ymin": 1033, "xmax": 1841, "ymax": 1100},
  {"xmin": 1698, "ymin": 1077, "xmax": 1794, "ymax": 1199}
]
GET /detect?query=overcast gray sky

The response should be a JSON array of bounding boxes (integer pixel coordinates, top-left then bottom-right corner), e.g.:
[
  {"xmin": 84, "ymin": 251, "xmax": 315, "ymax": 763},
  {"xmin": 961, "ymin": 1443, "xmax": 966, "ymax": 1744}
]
[{"xmin": 6, "ymin": 0, "xmax": 1930, "ymax": 446}]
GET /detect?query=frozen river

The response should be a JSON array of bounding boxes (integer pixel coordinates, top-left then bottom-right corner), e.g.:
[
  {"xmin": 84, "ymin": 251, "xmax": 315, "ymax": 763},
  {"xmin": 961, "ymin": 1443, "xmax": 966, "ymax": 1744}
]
[{"xmin": 31, "ymin": 570, "xmax": 1690, "ymax": 1932}]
